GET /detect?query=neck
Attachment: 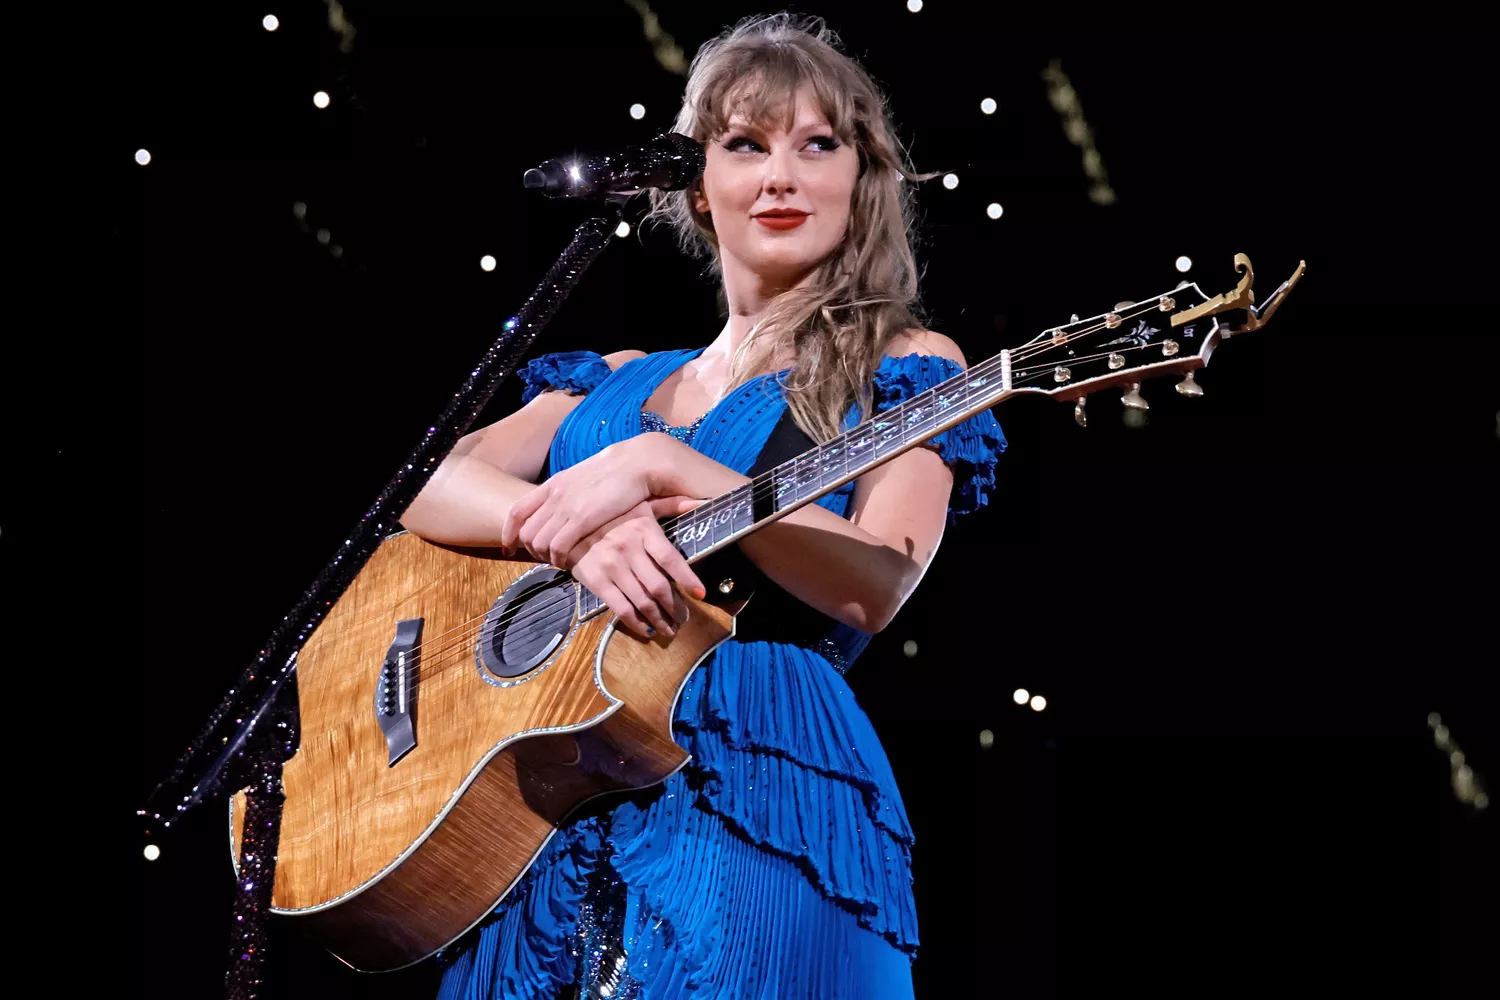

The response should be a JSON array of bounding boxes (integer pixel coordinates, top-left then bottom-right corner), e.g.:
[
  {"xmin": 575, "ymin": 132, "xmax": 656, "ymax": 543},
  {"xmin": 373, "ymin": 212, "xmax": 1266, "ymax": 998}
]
[{"xmin": 702, "ymin": 254, "xmax": 818, "ymax": 370}]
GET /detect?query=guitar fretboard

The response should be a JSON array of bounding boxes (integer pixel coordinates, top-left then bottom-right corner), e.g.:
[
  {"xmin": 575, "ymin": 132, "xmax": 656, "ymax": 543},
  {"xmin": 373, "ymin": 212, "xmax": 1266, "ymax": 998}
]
[{"xmin": 578, "ymin": 350, "xmax": 1013, "ymax": 618}]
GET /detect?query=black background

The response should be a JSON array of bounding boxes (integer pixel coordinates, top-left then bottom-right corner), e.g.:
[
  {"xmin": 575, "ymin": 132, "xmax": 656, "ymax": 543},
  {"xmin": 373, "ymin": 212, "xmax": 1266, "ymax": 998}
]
[{"xmin": 44, "ymin": 3, "xmax": 1499, "ymax": 997}]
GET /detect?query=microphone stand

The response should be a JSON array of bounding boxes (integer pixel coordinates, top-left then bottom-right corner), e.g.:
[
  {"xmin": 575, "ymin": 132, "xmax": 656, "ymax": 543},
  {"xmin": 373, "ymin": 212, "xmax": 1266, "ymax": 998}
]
[{"xmin": 140, "ymin": 200, "xmax": 627, "ymax": 999}]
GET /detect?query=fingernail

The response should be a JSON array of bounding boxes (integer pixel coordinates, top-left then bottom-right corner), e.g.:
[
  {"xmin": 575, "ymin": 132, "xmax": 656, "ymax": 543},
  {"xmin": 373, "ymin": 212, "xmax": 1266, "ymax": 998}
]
[{"xmin": 646, "ymin": 627, "xmax": 656, "ymax": 636}]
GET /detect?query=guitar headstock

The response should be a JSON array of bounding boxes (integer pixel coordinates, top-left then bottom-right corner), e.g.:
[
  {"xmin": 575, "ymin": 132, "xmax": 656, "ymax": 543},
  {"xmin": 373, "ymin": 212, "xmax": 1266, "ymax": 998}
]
[{"xmin": 1005, "ymin": 254, "xmax": 1306, "ymax": 424}]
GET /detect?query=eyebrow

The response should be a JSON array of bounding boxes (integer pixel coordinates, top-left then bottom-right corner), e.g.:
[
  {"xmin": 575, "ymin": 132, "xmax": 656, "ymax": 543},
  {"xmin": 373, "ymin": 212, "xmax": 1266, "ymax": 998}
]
[{"xmin": 724, "ymin": 117, "xmax": 835, "ymax": 133}]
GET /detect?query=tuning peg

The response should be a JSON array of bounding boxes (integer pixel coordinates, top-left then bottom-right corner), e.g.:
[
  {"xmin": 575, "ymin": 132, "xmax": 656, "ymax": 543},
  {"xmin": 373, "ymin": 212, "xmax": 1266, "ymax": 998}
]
[
  {"xmin": 1073, "ymin": 396, "xmax": 1087, "ymax": 427},
  {"xmin": 1175, "ymin": 371, "xmax": 1205, "ymax": 397},
  {"xmin": 1121, "ymin": 382, "xmax": 1149, "ymax": 410}
]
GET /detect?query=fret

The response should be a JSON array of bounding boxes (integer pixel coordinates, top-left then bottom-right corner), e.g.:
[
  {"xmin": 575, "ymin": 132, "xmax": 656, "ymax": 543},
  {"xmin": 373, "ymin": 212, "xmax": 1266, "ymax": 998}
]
[
  {"xmin": 904, "ymin": 395, "xmax": 929, "ymax": 441},
  {"xmin": 707, "ymin": 498, "xmax": 724, "ymax": 549},
  {"xmin": 847, "ymin": 420, "xmax": 875, "ymax": 467},
  {"xmin": 672, "ymin": 510, "xmax": 707, "ymax": 560},
  {"xmin": 772, "ymin": 460, "xmax": 796, "ymax": 512},
  {"xmin": 796, "ymin": 447, "xmax": 822, "ymax": 496},
  {"xmin": 820, "ymin": 440, "xmax": 841, "ymax": 490}
]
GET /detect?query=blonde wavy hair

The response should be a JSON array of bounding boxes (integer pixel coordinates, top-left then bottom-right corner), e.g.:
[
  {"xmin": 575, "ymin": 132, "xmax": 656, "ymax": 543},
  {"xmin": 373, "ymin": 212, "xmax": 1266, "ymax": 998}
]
[{"xmin": 646, "ymin": 13, "xmax": 934, "ymax": 443}]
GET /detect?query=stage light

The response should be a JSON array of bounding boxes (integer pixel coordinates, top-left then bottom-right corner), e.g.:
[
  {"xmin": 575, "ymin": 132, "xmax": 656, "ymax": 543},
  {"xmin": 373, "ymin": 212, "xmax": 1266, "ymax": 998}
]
[
  {"xmin": 980, "ymin": 97, "xmax": 997, "ymax": 115},
  {"xmin": 144, "ymin": 844, "xmax": 161, "ymax": 861},
  {"xmin": 315, "ymin": 228, "xmax": 330, "ymax": 245},
  {"xmin": 480, "ymin": 255, "xmax": 497, "ymax": 272},
  {"xmin": 902, "ymin": 639, "xmax": 918, "ymax": 657},
  {"xmin": 135, "ymin": 148, "xmax": 151, "ymax": 166},
  {"xmin": 262, "ymin": 14, "xmax": 279, "ymax": 31},
  {"xmin": 629, "ymin": 103, "xmax": 646, "ymax": 120},
  {"xmin": 1176, "ymin": 255, "xmax": 1192, "ymax": 273},
  {"xmin": 1012, "ymin": 688, "xmax": 1029, "ymax": 705},
  {"xmin": 907, "ymin": 0, "xmax": 924, "ymax": 11},
  {"xmin": 942, "ymin": 173, "xmax": 959, "ymax": 190},
  {"xmin": 987, "ymin": 202, "xmax": 1004, "ymax": 220},
  {"xmin": 292, "ymin": 201, "xmax": 306, "ymax": 218},
  {"xmin": 979, "ymin": 729, "xmax": 994, "ymax": 749},
  {"xmin": 1030, "ymin": 695, "xmax": 1047, "ymax": 712},
  {"xmin": 615, "ymin": 221, "xmax": 631, "ymax": 238},
  {"xmin": 313, "ymin": 90, "xmax": 330, "ymax": 109}
]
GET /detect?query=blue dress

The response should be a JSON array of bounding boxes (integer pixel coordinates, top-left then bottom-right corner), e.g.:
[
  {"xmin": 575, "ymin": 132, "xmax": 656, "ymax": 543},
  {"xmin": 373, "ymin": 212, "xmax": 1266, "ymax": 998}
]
[{"xmin": 437, "ymin": 348, "xmax": 1006, "ymax": 1000}]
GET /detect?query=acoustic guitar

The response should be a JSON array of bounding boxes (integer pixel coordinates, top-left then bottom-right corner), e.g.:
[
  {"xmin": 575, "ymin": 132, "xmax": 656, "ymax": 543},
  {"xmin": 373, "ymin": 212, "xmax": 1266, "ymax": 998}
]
[{"xmin": 229, "ymin": 254, "xmax": 1303, "ymax": 970}]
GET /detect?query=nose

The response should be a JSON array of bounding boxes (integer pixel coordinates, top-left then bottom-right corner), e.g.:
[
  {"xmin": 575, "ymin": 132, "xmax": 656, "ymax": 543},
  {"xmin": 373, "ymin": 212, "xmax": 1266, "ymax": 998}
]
[{"xmin": 762, "ymin": 144, "xmax": 798, "ymax": 196}]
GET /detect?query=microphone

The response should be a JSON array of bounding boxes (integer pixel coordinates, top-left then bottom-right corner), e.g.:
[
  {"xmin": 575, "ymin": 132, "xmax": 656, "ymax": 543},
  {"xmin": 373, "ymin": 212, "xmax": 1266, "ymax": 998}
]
[{"xmin": 522, "ymin": 132, "xmax": 704, "ymax": 199}]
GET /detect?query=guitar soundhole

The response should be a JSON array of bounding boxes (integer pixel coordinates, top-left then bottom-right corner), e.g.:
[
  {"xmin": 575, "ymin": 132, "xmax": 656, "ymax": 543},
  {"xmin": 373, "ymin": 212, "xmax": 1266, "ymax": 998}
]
[{"xmin": 477, "ymin": 568, "xmax": 576, "ymax": 681}]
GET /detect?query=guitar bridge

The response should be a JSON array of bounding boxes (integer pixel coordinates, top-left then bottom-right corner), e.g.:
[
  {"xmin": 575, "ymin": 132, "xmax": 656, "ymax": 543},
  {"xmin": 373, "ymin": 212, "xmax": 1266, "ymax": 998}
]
[{"xmin": 374, "ymin": 618, "xmax": 422, "ymax": 767}]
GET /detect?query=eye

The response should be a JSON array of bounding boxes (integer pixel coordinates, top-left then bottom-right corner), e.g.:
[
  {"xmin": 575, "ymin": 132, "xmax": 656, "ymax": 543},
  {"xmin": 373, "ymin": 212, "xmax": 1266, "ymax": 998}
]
[
  {"xmin": 806, "ymin": 135, "xmax": 841, "ymax": 152},
  {"xmin": 722, "ymin": 136, "xmax": 763, "ymax": 153}
]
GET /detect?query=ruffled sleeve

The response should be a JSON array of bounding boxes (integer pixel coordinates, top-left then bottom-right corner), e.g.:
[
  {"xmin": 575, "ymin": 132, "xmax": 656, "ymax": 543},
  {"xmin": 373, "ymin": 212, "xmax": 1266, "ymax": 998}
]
[
  {"xmin": 518, "ymin": 350, "xmax": 614, "ymax": 404},
  {"xmin": 871, "ymin": 353, "xmax": 1007, "ymax": 521}
]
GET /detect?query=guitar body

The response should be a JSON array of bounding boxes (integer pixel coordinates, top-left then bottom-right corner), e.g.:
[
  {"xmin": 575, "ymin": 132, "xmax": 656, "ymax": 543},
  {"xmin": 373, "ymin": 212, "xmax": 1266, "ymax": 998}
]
[{"xmin": 228, "ymin": 531, "xmax": 740, "ymax": 972}]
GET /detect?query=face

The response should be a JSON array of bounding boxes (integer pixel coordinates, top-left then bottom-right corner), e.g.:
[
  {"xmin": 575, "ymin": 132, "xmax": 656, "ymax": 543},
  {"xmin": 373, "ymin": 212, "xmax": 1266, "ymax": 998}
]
[{"xmin": 693, "ymin": 87, "xmax": 860, "ymax": 286}]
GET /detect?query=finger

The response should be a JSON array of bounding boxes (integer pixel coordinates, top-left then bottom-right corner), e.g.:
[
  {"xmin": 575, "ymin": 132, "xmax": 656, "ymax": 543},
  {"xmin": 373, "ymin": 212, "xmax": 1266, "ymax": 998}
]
[
  {"xmin": 501, "ymin": 486, "xmax": 550, "ymax": 549},
  {"xmin": 547, "ymin": 520, "xmax": 589, "ymax": 570},
  {"xmin": 616, "ymin": 562, "xmax": 675, "ymax": 637},
  {"xmin": 648, "ymin": 495, "xmax": 706, "ymax": 519},
  {"xmin": 585, "ymin": 578, "xmax": 653, "ymax": 640},
  {"xmin": 523, "ymin": 511, "xmax": 567, "ymax": 565},
  {"xmin": 626, "ymin": 543, "xmax": 686, "ymax": 628},
  {"xmin": 643, "ymin": 530, "xmax": 706, "ymax": 600}
]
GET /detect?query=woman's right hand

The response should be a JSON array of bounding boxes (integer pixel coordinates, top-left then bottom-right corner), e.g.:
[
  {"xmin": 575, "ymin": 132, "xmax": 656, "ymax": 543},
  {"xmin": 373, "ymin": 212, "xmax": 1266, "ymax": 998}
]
[{"xmin": 560, "ymin": 497, "xmax": 707, "ymax": 639}]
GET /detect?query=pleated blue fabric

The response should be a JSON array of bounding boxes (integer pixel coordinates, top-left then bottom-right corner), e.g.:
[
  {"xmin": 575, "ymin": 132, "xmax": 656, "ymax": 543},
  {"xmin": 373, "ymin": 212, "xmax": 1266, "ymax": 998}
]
[{"xmin": 437, "ymin": 349, "xmax": 1005, "ymax": 999}]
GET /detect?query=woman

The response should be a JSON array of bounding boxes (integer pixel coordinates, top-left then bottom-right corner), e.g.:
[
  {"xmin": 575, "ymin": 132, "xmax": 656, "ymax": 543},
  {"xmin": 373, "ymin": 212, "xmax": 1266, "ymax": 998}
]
[{"xmin": 402, "ymin": 14, "xmax": 1005, "ymax": 999}]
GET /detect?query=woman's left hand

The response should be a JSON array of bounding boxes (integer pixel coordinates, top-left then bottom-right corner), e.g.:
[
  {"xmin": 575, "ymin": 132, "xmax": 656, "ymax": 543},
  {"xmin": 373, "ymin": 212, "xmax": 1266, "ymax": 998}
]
[{"xmin": 500, "ymin": 433, "xmax": 689, "ymax": 567}]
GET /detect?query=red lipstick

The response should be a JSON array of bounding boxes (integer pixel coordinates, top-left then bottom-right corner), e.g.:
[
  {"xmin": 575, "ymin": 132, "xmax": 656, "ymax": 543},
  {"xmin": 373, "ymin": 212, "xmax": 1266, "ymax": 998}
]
[{"xmin": 754, "ymin": 209, "xmax": 809, "ymax": 230}]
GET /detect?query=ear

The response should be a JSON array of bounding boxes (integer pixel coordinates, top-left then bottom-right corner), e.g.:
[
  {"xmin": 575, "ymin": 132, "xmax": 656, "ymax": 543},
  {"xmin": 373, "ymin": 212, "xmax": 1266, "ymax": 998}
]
[{"xmin": 691, "ymin": 183, "xmax": 710, "ymax": 216}]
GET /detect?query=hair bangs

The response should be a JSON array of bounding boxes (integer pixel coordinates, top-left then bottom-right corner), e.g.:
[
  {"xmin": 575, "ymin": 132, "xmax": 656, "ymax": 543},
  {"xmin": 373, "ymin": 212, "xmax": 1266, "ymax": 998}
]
[{"xmin": 696, "ymin": 45, "xmax": 858, "ymax": 145}]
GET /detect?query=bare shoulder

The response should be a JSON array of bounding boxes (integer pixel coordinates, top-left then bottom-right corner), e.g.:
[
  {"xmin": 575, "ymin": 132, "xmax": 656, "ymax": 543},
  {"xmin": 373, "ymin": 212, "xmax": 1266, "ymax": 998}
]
[
  {"xmin": 884, "ymin": 329, "xmax": 967, "ymax": 368},
  {"xmin": 603, "ymin": 349, "xmax": 647, "ymax": 370}
]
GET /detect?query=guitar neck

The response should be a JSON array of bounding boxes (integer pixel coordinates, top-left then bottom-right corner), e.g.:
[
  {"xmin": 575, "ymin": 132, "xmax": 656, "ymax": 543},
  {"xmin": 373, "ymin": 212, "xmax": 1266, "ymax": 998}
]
[{"xmin": 578, "ymin": 350, "xmax": 1015, "ymax": 618}]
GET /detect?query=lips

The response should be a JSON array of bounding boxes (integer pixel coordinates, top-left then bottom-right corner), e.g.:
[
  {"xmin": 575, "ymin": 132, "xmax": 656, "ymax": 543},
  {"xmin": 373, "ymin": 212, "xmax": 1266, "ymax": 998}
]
[{"xmin": 754, "ymin": 209, "xmax": 809, "ymax": 231}]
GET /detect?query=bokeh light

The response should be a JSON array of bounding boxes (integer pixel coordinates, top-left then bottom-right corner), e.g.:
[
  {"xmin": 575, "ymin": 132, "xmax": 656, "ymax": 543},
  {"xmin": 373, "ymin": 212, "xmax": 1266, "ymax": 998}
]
[
  {"xmin": 614, "ymin": 221, "xmax": 631, "ymax": 238},
  {"xmin": 980, "ymin": 97, "xmax": 997, "ymax": 115},
  {"xmin": 907, "ymin": 0, "xmax": 924, "ymax": 11},
  {"xmin": 1176, "ymin": 255, "xmax": 1193, "ymax": 273},
  {"xmin": 978, "ymin": 729, "xmax": 994, "ymax": 749},
  {"xmin": 135, "ymin": 148, "xmax": 151, "ymax": 166},
  {"xmin": 262, "ymin": 14, "xmax": 279, "ymax": 32},
  {"xmin": 1030, "ymin": 695, "xmax": 1048, "ymax": 712},
  {"xmin": 987, "ymin": 202, "xmax": 1004, "ymax": 220},
  {"xmin": 313, "ymin": 90, "xmax": 330, "ymax": 109},
  {"xmin": 942, "ymin": 173, "xmax": 959, "ymax": 190},
  {"xmin": 1013, "ymin": 688, "xmax": 1029, "ymax": 705},
  {"xmin": 144, "ymin": 844, "xmax": 161, "ymax": 861},
  {"xmin": 629, "ymin": 103, "xmax": 646, "ymax": 120},
  {"xmin": 480, "ymin": 255, "xmax": 497, "ymax": 272}
]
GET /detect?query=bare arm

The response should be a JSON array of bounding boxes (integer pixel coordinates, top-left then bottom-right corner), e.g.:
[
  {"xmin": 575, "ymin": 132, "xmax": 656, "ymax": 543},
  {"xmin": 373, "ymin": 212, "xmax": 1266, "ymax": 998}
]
[
  {"xmin": 642, "ymin": 332, "xmax": 966, "ymax": 638},
  {"xmin": 399, "ymin": 350, "xmax": 645, "ymax": 545}
]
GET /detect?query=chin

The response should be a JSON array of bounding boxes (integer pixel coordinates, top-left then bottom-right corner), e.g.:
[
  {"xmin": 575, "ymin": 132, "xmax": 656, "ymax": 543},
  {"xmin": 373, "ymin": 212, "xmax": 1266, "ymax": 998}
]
[{"xmin": 749, "ymin": 243, "xmax": 826, "ymax": 278}]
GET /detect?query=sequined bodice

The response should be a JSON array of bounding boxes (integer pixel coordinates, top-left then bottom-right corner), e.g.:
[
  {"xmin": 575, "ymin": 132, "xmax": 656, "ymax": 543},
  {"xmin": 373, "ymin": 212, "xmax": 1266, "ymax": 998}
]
[{"xmin": 638, "ymin": 408, "xmax": 705, "ymax": 443}]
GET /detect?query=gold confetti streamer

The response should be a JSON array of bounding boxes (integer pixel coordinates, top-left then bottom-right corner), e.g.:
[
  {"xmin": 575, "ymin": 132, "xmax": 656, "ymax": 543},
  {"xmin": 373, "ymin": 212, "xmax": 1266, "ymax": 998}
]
[
  {"xmin": 1041, "ymin": 58, "xmax": 1115, "ymax": 206},
  {"xmin": 1427, "ymin": 713, "xmax": 1489, "ymax": 811},
  {"xmin": 323, "ymin": 0, "xmax": 357, "ymax": 54},
  {"xmin": 625, "ymin": 0, "xmax": 688, "ymax": 76}
]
